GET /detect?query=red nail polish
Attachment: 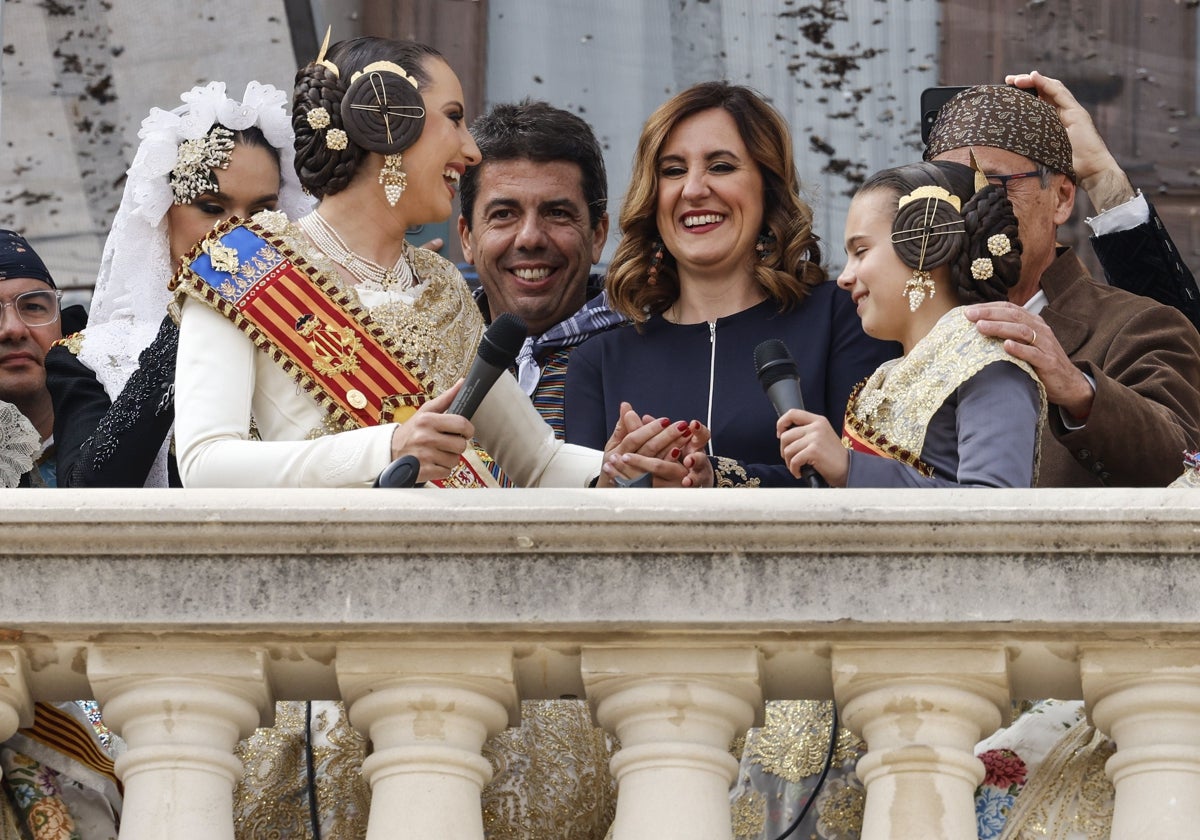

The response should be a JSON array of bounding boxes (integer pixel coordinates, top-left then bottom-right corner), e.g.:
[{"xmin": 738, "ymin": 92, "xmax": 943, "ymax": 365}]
[
  {"xmin": 669, "ymin": 447, "xmax": 681, "ymax": 459},
  {"xmin": 660, "ymin": 418, "xmax": 671, "ymax": 428},
  {"xmin": 681, "ymin": 428, "xmax": 692, "ymax": 438},
  {"xmin": 676, "ymin": 421, "xmax": 688, "ymax": 432}
]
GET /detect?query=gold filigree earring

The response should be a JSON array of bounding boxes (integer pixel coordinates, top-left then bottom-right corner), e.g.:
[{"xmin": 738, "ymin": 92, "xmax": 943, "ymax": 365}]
[
  {"xmin": 903, "ymin": 270, "xmax": 935, "ymax": 312},
  {"xmin": 379, "ymin": 153, "xmax": 407, "ymax": 206}
]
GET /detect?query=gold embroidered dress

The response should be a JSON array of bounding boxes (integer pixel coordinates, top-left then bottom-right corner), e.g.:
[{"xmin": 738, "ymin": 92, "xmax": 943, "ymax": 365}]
[
  {"xmin": 842, "ymin": 307, "xmax": 1046, "ymax": 487},
  {"xmin": 974, "ymin": 699, "xmax": 1114, "ymax": 840},
  {"xmin": 729, "ymin": 701, "xmax": 866, "ymax": 840}
]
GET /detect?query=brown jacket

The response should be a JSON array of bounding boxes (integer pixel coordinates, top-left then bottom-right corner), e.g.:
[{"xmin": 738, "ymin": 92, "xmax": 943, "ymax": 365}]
[{"xmin": 1038, "ymin": 247, "xmax": 1200, "ymax": 486}]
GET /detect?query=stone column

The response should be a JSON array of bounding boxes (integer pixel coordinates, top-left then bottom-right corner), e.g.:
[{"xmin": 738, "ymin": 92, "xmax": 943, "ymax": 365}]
[
  {"xmin": 0, "ymin": 647, "xmax": 34, "ymax": 739},
  {"xmin": 1082, "ymin": 646, "xmax": 1200, "ymax": 840},
  {"xmin": 337, "ymin": 647, "xmax": 517, "ymax": 840},
  {"xmin": 833, "ymin": 646, "xmax": 1009, "ymax": 840},
  {"xmin": 89, "ymin": 647, "xmax": 273, "ymax": 840},
  {"xmin": 581, "ymin": 647, "xmax": 761, "ymax": 840}
]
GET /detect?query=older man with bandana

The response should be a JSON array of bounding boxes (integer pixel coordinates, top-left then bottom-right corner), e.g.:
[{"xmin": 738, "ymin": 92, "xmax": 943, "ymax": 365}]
[{"xmin": 925, "ymin": 83, "xmax": 1200, "ymax": 487}]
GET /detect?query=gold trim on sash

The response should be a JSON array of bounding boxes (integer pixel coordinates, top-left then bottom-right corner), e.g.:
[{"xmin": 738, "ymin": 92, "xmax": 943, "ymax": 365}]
[{"xmin": 171, "ymin": 217, "xmax": 503, "ymax": 487}]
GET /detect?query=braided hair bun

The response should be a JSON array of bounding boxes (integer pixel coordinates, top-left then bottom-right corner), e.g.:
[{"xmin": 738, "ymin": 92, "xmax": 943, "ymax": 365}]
[
  {"xmin": 292, "ymin": 62, "xmax": 364, "ymax": 198},
  {"xmin": 956, "ymin": 183, "xmax": 1023, "ymax": 304}
]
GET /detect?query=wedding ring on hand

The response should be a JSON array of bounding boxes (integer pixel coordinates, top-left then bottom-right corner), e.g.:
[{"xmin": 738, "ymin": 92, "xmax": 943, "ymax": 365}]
[{"xmin": 1030, "ymin": 329, "xmax": 1038, "ymax": 347}]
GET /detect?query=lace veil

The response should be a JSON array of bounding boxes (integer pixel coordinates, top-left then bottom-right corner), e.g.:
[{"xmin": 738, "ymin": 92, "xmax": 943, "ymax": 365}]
[
  {"xmin": 80, "ymin": 81, "xmax": 310, "ymax": 398},
  {"xmin": 76, "ymin": 81, "xmax": 312, "ymax": 485},
  {"xmin": 0, "ymin": 401, "xmax": 40, "ymax": 488}
]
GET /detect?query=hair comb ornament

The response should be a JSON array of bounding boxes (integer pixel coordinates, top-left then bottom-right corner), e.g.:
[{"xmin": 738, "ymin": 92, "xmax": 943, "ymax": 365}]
[
  {"xmin": 969, "ymin": 150, "xmax": 990, "ymax": 194},
  {"xmin": 341, "ymin": 67, "xmax": 426, "ymax": 154},
  {"xmin": 896, "ymin": 184, "xmax": 961, "ymax": 212},
  {"xmin": 169, "ymin": 125, "xmax": 235, "ymax": 204},
  {"xmin": 891, "ymin": 183, "xmax": 967, "ymax": 312},
  {"xmin": 314, "ymin": 27, "xmax": 340, "ymax": 77}
]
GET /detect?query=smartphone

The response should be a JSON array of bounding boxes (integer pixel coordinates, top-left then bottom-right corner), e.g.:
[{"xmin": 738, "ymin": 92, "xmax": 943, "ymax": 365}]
[{"xmin": 920, "ymin": 85, "xmax": 1038, "ymax": 146}]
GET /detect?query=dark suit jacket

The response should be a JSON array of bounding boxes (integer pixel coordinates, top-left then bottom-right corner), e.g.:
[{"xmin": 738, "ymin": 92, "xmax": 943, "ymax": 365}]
[
  {"xmin": 1039, "ymin": 247, "xmax": 1200, "ymax": 486},
  {"xmin": 1092, "ymin": 200, "xmax": 1200, "ymax": 333}
]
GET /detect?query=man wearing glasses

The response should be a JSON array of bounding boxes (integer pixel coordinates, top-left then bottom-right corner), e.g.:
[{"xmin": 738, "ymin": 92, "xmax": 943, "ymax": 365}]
[
  {"xmin": 925, "ymin": 82, "xmax": 1200, "ymax": 487},
  {"xmin": 0, "ymin": 229, "xmax": 66, "ymax": 486}
]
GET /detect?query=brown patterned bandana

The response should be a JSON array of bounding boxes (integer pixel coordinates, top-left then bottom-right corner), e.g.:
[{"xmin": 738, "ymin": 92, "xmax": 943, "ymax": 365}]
[{"xmin": 924, "ymin": 85, "xmax": 1076, "ymax": 182}]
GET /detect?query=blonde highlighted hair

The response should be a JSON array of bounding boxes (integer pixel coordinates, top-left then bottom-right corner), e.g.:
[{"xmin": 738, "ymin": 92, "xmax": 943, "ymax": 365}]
[{"xmin": 606, "ymin": 81, "xmax": 825, "ymax": 324}]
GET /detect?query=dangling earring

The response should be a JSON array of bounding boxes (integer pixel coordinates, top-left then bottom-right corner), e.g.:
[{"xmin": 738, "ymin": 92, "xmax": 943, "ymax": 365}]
[
  {"xmin": 755, "ymin": 230, "xmax": 775, "ymax": 260},
  {"xmin": 379, "ymin": 153, "xmax": 407, "ymax": 206},
  {"xmin": 647, "ymin": 238, "xmax": 664, "ymax": 285},
  {"xmin": 903, "ymin": 269, "xmax": 935, "ymax": 312}
]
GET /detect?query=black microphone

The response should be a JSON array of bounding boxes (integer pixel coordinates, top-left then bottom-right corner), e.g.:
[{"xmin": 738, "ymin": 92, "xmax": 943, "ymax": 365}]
[
  {"xmin": 753, "ymin": 339, "xmax": 820, "ymax": 488},
  {"xmin": 447, "ymin": 312, "xmax": 528, "ymax": 419},
  {"xmin": 374, "ymin": 454, "xmax": 420, "ymax": 488},
  {"xmin": 375, "ymin": 314, "xmax": 527, "ymax": 487}
]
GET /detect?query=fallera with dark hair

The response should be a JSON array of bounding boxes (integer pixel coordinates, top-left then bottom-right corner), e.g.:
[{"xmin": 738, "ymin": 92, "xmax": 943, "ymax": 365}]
[
  {"xmin": 459, "ymin": 99, "xmax": 608, "ymax": 230},
  {"xmin": 856, "ymin": 160, "xmax": 1023, "ymax": 305},
  {"xmin": 291, "ymin": 36, "xmax": 444, "ymax": 198}
]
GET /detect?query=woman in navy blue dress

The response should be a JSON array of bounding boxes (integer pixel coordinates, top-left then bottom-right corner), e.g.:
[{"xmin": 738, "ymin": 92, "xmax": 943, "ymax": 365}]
[{"xmin": 564, "ymin": 82, "xmax": 895, "ymax": 486}]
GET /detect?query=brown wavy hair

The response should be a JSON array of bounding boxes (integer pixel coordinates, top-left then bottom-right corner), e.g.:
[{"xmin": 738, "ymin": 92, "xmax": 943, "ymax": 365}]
[{"xmin": 606, "ymin": 81, "xmax": 825, "ymax": 324}]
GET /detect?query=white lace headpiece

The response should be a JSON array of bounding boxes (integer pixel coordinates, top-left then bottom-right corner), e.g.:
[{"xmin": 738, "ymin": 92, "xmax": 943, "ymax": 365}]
[{"xmin": 78, "ymin": 81, "xmax": 313, "ymax": 486}]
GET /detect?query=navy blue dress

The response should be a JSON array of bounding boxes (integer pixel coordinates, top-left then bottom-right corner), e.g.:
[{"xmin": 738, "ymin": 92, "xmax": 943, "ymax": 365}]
[{"xmin": 564, "ymin": 281, "xmax": 898, "ymax": 486}]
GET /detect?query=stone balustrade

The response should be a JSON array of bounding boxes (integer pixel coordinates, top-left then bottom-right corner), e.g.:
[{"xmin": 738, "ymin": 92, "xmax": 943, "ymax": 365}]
[{"xmin": 2, "ymin": 487, "xmax": 1199, "ymax": 840}]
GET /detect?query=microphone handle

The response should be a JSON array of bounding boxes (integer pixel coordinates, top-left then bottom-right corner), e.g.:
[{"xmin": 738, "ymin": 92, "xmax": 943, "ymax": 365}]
[
  {"xmin": 374, "ymin": 453, "xmax": 421, "ymax": 488},
  {"xmin": 766, "ymin": 379, "xmax": 821, "ymax": 488},
  {"xmin": 446, "ymin": 359, "xmax": 504, "ymax": 419}
]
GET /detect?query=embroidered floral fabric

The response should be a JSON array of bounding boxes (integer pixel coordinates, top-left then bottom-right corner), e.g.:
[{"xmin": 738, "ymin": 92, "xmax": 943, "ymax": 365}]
[
  {"xmin": 0, "ymin": 751, "xmax": 83, "ymax": 840},
  {"xmin": 974, "ymin": 700, "xmax": 1114, "ymax": 840},
  {"xmin": 0, "ymin": 702, "xmax": 121, "ymax": 840}
]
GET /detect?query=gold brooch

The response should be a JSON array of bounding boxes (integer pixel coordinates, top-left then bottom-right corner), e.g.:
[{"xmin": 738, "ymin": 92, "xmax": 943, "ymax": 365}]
[{"xmin": 203, "ymin": 238, "xmax": 240, "ymax": 274}]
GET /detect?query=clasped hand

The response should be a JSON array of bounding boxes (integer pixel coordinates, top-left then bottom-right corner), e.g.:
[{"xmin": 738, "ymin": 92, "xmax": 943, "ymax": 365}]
[{"xmin": 599, "ymin": 401, "xmax": 714, "ymax": 487}]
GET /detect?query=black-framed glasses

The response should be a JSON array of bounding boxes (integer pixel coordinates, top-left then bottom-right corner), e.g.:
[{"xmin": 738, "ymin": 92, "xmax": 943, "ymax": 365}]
[
  {"xmin": 0, "ymin": 289, "xmax": 62, "ymax": 327},
  {"xmin": 985, "ymin": 170, "xmax": 1043, "ymax": 187}
]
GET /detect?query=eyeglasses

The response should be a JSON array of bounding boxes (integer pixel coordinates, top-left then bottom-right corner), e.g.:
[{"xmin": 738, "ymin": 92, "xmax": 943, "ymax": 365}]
[
  {"xmin": 0, "ymin": 289, "xmax": 62, "ymax": 327},
  {"xmin": 985, "ymin": 170, "xmax": 1043, "ymax": 187}
]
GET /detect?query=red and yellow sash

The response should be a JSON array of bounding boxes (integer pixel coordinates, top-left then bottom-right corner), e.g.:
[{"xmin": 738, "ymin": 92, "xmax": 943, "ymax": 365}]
[{"xmin": 171, "ymin": 217, "xmax": 504, "ymax": 487}]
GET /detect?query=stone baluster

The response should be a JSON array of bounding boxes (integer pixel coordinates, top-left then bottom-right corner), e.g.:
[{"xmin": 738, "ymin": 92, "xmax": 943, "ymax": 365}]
[
  {"xmin": 1082, "ymin": 646, "xmax": 1200, "ymax": 840},
  {"xmin": 88, "ymin": 647, "xmax": 273, "ymax": 840},
  {"xmin": 581, "ymin": 647, "xmax": 761, "ymax": 840},
  {"xmin": 833, "ymin": 645, "xmax": 1009, "ymax": 840},
  {"xmin": 337, "ymin": 647, "xmax": 517, "ymax": 840}
]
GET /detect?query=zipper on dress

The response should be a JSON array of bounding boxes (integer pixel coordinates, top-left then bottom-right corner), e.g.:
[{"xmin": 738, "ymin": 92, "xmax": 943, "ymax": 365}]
[{"xmin": 705, "ymin": 321, "xmax": 716, "ymax": 456}]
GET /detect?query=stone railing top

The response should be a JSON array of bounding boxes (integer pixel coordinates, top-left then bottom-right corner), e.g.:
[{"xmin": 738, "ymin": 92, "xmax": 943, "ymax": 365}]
[{"xmin": 3, "ymin": 487, "xmax": 1198, "ymax": 701}]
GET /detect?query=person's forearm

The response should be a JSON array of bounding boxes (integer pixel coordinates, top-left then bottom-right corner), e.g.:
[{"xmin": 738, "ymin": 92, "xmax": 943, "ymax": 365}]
[{"xmin": 1082, "ymin": 165, "xmax": 1136, "ymax": 215}]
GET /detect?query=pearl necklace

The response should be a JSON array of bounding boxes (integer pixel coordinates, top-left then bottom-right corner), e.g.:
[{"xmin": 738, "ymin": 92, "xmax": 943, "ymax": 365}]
[{"xmin": 298, "ymin": 211, "xmax": 415, "ymax": 291}]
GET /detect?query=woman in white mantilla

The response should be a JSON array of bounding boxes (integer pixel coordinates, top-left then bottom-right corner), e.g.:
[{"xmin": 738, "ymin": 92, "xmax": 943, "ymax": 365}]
[{"xmin": 46, "ymin": 81, "xmax": 310, "ymax": 487}]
